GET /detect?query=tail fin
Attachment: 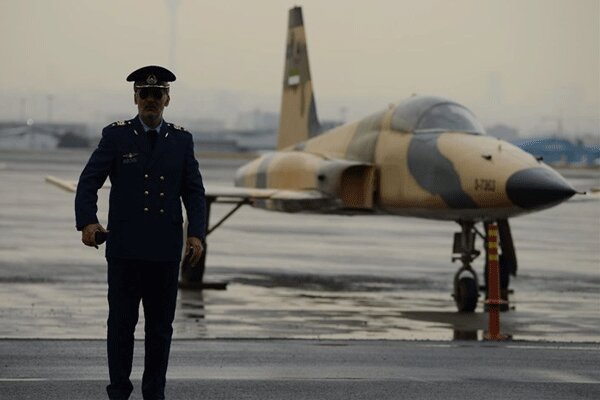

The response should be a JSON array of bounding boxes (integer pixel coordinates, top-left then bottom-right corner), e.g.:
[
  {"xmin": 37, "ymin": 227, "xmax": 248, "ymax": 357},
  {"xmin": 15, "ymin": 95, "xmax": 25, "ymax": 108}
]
[{"xmin": 277, "ymin": 6, "xmax": 321, "ymax": 150}]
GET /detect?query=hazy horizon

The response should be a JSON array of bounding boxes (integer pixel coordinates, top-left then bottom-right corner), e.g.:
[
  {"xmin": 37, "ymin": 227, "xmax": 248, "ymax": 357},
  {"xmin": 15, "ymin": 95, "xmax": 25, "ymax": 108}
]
[{"xmin": 1, "ymin": 0, "xmax": 598, "ymax": 136}]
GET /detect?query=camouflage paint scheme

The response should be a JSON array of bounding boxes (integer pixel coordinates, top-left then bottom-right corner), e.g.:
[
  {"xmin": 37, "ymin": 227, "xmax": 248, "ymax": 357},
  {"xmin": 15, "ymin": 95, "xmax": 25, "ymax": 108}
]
[
  {"xmin": 235, "ymin": 8, "xmax": 574, "ymax": 221},
  {"xmin": 276, "ymin": 7, "xmax": 320, "ymax": 150}
]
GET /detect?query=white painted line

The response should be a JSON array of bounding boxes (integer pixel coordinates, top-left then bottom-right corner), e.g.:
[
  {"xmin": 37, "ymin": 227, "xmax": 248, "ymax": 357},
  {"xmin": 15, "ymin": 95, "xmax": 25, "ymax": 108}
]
[
  {"xmin": 534, "ymin": 370, "xmax": 599, "ymax": 384},
  {"xmin": 507, "ymin": 345, "xmax": 600, "ymax": 351},
  {"xmin": 0, "ymin": 378, "xmax": 48, "ymax": 382}
]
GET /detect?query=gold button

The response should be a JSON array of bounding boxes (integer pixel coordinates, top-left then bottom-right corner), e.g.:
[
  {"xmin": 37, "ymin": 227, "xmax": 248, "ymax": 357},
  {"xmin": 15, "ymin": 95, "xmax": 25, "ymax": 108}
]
[
  {"xmin": 159, "ymin": 192, "xmax": 164, "ymax": 197},
  {"xmin": 160, "ymin": 176, "xmax": 165, "ymax": 181},
  {"xmin": 144, "ymin": 207, "xmax": 149, "ymax": 212},
  {"xmin": 144, "ymin": 191, "xmax": 149, "ymax": 195},
  {"xmin": 144, "ymin": 174, "xmax": 149, "ymax": 179},
  {"xmin": 159, "ymin": 209, "xmax": 164, "ymax": 213}
]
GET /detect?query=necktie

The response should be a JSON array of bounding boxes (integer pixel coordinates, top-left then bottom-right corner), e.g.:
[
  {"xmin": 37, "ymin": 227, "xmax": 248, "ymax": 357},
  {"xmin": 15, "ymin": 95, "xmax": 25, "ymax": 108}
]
[{"xmin": 148, "ymin": 129, "xmax": 158, "ymax": 151}]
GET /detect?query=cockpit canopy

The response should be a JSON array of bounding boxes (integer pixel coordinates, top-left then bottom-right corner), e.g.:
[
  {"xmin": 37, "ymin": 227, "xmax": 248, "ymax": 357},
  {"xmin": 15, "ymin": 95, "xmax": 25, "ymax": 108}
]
[{"xmin": 390, "ymin": 95, "xmax": 486, "ymax": 135}]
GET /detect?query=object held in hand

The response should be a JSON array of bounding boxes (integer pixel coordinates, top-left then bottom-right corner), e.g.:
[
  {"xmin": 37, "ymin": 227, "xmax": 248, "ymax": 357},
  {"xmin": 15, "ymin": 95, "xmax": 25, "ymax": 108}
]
[
  {"xmin": 182, "ymin": 251, "xmax": 195, "ymax": 268},
  {"xmin": 95, "ymin": 231, "xmax": 108, "ymax": 246}
]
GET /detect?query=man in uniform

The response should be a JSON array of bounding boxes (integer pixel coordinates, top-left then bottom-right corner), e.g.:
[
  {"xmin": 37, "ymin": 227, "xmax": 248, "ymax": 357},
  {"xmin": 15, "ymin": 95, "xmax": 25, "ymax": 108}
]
[{"xmin": 75, "ymin": 65, "xmax": 206, "ymax": 400}]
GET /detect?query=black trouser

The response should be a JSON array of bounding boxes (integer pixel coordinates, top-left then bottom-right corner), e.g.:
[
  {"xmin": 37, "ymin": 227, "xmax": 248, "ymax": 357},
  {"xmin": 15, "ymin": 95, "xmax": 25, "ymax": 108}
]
[{"xmin": 106, "ymin": 258, "xmax": 179, "ymax": 400}]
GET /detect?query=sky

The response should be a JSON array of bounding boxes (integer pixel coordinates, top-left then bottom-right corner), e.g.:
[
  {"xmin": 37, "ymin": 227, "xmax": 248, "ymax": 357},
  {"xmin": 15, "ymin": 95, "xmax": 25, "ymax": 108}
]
[{"xmin": 0, "ymin": 0, "xmax": 598, "ymax": 136}]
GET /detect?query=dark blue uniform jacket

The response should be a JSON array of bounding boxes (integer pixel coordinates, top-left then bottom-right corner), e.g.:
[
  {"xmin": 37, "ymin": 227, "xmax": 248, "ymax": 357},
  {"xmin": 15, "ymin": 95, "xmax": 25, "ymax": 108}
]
[{"xmin": 75, "ymin": 117, "xmax": 206, "ymax": 262}]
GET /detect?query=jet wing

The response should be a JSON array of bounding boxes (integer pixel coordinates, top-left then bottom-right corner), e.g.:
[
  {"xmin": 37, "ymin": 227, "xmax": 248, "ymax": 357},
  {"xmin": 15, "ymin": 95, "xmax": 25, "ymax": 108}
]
[
  {"xmin": 204, "ymin": 185, "xmax": 277, "ymax": 201},
  {"xmin": 204, "ymin": 185, "xmax": 325, "ymax": 200},
  {"xmin": 45, "ymin": 175, "xmax": 327, "ymax": 205},
  {"xmin": 45, "ymin": 176, "xmax": 79, "ymax": 192}
]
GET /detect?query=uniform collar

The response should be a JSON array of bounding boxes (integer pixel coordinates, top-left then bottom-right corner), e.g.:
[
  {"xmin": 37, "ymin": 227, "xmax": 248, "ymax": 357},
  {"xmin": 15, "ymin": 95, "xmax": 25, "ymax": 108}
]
[{"xmin": 138, "ymin": 116, "xmax": 163, "ymax": 133}]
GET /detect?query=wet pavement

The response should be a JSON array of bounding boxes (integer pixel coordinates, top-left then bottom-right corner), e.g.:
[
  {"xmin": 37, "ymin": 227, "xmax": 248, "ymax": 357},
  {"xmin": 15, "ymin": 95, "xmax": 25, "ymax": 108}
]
[{"xmin": 0, "ymin": 149, "xmax": 599, "ymax": 342}]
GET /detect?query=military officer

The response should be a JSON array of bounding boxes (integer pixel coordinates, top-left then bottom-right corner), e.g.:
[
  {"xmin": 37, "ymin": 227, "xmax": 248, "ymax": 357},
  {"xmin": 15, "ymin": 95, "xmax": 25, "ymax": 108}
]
[{"xmin": 75, "ymin": 65, "xmax": 206, "ymax": 400}]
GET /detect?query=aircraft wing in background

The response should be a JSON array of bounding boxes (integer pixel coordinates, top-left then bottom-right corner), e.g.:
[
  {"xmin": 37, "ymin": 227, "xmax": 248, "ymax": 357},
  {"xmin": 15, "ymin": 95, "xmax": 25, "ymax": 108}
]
[
  {"xmin": 45, "ymin": 176, "xmax": 78, "ymax": 193},
  {"xmin": 45, "ymin": 175, "xmax": 328, "ymax": 207}
]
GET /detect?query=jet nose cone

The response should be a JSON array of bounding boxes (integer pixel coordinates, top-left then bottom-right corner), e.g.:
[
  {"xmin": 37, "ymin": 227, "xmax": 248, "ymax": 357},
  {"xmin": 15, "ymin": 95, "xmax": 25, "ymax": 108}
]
[{"xmin": 506, "ymin": 168, "xmax": 576, "ymax": 210}]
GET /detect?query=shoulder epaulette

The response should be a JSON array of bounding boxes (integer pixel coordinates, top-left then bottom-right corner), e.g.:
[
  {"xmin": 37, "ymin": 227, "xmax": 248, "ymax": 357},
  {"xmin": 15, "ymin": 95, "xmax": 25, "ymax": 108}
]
[
  {"xmin": 109, "ymin": 120, "xmax": 132, "ymax": 128},
  {"xmin": 167, "ymin": 123, "xmax": 187, "ymax": 132}
]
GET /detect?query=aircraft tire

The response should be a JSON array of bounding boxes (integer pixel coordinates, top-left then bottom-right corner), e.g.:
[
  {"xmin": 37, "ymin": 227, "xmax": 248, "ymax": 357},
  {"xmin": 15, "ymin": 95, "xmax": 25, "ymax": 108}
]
[{"xmin": 456, "ymin": 277, "xmax": 478, "ymax": 312}]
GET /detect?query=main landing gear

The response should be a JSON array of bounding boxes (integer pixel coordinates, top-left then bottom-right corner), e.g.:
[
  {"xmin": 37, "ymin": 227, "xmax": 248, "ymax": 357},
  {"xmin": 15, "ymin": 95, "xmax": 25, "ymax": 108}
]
[
  {"xmin": 451, "ymin": 219, "xmax": 516, "ymax": 313},
  {"xmin": 179, "ymin": 196, "xmax": 249, "ymax": 290}
]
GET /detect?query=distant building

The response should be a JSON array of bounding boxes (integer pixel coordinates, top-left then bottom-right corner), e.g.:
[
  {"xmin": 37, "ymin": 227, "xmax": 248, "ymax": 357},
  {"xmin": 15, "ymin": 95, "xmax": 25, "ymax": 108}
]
[
  {"xmin": 191, "ymin": 129, "xmax": 275, "ymax": 152},
  {"xmin": 511, "ymin": 137, "xmax": 600, "ymax": 167},
  {"xmin": 233, "ymin": 109, "xmax": 278, "ymax": 131},
  {"xmin": 192, "ymin": 136, "xmax": 240, "ymax": 153},
  {"xmin": 180, "ymin": 117, "xmax": 226, "ymax": 132},
  {"xmin": 190, "ymin": 118, "xmax": 345, "ymax": 153},
  {"xmin": 0, "ymin": 121, "xmax": 88, "ymax": 150}
]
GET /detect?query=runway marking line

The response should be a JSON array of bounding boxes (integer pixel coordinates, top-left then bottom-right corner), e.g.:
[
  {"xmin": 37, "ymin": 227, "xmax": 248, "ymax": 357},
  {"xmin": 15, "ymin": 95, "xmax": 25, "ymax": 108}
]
[
  {"xmin": 506, "ymin": 345, "xmax": 600, "ymax": 351},
  {"xmin": 0, "ymin": 378, "xmax": 48, "ymax": 382},
  {"xmin": 418, "ymin": 344, "xmax": 600, "ymax": 351}
]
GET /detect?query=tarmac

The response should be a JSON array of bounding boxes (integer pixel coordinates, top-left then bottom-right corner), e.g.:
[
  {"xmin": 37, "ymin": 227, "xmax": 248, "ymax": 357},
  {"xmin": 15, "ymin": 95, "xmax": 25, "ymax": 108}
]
[
  {"xmin": 1, "ymin": 150, "xmax": 599, "ymax": 399},
  {"xmin": 1, "ymin": 339, "xmax": 599, "ymax": 400}
]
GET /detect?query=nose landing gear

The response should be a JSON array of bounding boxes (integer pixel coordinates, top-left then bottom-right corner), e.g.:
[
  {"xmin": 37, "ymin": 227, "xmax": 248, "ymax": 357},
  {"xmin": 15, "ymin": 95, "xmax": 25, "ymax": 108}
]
[
  {"xmin": 451, "ymin": 219, "xmax": 516, "ymax": 312},
  {"xmin": 452, "ymin": 221, "xmax": 484, "ymax": 312}
]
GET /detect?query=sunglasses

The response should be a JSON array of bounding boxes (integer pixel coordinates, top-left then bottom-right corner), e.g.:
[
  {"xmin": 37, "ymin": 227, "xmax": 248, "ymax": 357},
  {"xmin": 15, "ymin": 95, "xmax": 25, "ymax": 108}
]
[{"xmin": 137, "ymin": 88, "xmax": 166, "ymax": 100}]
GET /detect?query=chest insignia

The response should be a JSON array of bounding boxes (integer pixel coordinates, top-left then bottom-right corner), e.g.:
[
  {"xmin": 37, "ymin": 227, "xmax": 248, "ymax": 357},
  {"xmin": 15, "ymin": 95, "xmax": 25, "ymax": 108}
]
[{"xmin": 122, "ymin": 152, "xmax": 139, "ymax": 164}]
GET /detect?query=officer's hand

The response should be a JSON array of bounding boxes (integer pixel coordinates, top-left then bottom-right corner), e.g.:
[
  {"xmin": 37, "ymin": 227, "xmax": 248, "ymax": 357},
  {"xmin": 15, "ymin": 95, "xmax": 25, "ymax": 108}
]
[
  {"xmin": 82, "ymin": 223, "xmax": 106, "ymax": 248},
  {"xmin": 186, "ymin": 236, "xmax": 204, "ymax": 266}
]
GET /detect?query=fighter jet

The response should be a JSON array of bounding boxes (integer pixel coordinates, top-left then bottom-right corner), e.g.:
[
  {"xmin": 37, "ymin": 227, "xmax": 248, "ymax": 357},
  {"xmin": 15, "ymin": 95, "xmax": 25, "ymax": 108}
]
[
  {"xmin": 212, "ymin": 6, "xmax": 576, "ymax": 312},
  {"xmin": 48, "ymin": 6, "xmax": 576, "ymax": 312}
]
